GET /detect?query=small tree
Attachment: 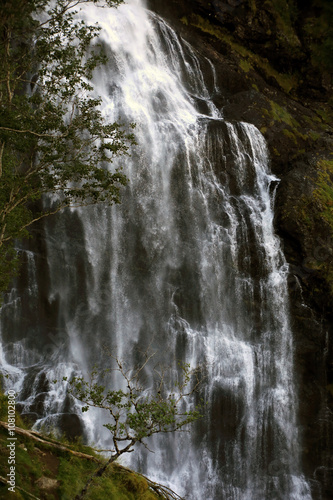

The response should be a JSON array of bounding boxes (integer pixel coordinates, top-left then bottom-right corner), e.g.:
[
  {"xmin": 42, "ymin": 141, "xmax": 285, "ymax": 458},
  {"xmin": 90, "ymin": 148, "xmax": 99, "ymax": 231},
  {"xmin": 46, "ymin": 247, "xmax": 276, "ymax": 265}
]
[
  {"xmin": 66, "ymin": 350, "xmax": 203, "ymax": 499},
  {"xmin": 0, "ymin": 0, "xmax": 135, "ymax": 291}
]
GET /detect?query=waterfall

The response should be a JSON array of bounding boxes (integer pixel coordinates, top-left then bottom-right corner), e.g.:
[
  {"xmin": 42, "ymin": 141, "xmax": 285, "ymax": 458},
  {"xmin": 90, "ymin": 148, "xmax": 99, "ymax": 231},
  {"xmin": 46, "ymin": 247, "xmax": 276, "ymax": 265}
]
[{"xmin": 0, "ymin": 1, "xmax": 312, "ymax": 498}]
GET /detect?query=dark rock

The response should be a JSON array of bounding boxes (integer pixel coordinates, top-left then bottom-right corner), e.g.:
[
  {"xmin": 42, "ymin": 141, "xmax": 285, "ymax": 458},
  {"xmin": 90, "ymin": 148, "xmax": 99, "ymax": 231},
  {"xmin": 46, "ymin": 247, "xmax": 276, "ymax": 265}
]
[
  {"xmin": 58, "ymin": 413, "xmax": 85, "ymax": 441},
  {"xmin": 146, "ymin": 2, "xmax": 333, "ymax": 497},
  {"xmin": 21, "ymin": 412, "xmax": 39, "ymax": 425}
]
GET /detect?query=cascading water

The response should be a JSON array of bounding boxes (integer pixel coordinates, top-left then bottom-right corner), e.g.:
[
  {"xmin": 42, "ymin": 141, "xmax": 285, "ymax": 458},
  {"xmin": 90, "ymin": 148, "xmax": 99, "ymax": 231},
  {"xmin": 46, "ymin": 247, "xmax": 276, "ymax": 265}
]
[{"xmin": 0, "ymin": 1, "xmax": 312, "ymax": 498}]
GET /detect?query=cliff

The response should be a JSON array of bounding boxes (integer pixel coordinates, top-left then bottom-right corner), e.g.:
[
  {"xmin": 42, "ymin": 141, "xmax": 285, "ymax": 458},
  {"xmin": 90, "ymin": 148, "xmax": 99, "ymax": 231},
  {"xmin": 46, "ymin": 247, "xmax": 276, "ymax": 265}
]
[{"xmin": 147, "ymin": 1, "xmax": 333, "ymax": 498}]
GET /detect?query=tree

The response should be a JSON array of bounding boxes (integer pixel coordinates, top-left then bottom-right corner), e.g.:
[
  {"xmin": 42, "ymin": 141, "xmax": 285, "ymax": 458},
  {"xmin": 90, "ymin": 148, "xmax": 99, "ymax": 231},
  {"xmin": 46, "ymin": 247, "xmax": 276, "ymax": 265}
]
[
  {"xmin": 65, "ymin": 349, "xmax": 203, "ymax": 499},
  {"xmin": 0, "ymin": 0, "xmax": 135, "ymax": 291}
]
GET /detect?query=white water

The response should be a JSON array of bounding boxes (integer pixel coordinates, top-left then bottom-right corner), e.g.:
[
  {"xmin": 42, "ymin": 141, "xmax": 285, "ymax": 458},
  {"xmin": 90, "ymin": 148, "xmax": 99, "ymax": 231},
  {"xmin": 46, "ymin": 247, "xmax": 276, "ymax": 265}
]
[{"xmin": 0, "ymin": 1, "xmax": 312, "ymax": 498}]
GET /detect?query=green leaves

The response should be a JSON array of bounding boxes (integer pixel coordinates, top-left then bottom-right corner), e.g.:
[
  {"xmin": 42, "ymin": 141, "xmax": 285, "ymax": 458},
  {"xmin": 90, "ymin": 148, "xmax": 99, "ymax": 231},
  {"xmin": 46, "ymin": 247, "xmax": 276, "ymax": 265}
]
[
  {"xmin": 67, "ymin": 350, "xmax": 203, "ymax": 499},
  {"xmin": 67, "ymin": 351, "xmax": 203, "ymax": 463},
  {"xmin": 0, "ymin": 0, "xmax": 134, "ymax": 292}
]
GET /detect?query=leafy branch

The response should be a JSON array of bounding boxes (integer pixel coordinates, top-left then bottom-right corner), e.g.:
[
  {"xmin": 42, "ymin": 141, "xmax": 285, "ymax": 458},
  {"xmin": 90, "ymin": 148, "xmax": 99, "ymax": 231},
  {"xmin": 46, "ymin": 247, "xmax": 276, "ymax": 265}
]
[
  {"xmin": 64, "ymin": 348, "xmax": 204, "ymax": 499},
  {"xmin": 0, "ymin": 0, "xmax": 135, "ymax": 292}
]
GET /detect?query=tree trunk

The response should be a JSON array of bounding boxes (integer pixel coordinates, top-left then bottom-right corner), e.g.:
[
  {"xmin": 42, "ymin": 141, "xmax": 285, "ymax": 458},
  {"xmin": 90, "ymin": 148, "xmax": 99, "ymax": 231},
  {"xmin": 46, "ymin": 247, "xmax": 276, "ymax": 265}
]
[
  {"xmin": 74, "ymin": 454, "xmax": 118, "ymax": 500},
  {"xmin": 0, "ymin": 421, "xmax": 100, "ymax": 462}
]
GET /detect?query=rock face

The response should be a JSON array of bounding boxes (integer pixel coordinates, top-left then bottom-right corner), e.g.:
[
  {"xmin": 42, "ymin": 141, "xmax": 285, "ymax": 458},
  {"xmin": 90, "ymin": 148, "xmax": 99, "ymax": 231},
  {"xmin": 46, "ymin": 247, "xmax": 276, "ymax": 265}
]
[
  {"xmin": 147, "ymin": 0, "xmax": 333, "ymax": 498},
  {"xmin": 35, "ymin": 476, "xmax": 60, "ymax": 491}
]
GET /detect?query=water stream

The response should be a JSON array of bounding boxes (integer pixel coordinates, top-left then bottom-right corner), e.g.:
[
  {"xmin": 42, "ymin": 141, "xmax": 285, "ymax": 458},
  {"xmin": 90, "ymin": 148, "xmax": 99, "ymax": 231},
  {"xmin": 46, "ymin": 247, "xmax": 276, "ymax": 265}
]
[{"xmin": 0, "ymin": 1, "xmax": 312, "ymax": 498}]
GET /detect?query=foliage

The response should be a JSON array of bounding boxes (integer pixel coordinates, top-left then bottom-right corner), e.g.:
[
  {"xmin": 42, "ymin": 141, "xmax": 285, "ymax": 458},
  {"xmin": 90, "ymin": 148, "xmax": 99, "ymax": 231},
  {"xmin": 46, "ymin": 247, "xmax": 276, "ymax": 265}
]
[
  {"xmin": 0, "ymin": 0, "xmax": 136, "ymax": 292},
  {"xmin": 0, "ymin": 424, "xmax": 162, "ymax": 500},
  {"xmin": 66, "ymin": 349, "xmax": 203, "ymax": 499}
]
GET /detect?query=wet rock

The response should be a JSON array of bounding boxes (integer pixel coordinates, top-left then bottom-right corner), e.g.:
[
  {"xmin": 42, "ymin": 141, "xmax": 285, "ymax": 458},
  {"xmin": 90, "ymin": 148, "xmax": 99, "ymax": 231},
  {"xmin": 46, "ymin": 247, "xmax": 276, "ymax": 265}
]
[
  {"xmin": 58, "ymin": 413, "xmax": 85, "ymax": 441},
  {"xmin": 21, "ymin": 412, "xmax": 39, "ymax": 425},
  {"xmin": 144, "ymin": 2, "xmax": 333, "ymax": 497}
]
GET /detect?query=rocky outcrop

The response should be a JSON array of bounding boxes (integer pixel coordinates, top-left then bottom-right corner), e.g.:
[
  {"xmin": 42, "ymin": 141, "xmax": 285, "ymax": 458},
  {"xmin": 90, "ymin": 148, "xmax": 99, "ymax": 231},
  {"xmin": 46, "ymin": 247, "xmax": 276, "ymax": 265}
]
[
  {"xmin": 35, "ymin": 476, "xmax": 60, "ymax": 491},
  {"xmin": 147, "ymin": 1, "xmax": 333, "ymax": 498}
]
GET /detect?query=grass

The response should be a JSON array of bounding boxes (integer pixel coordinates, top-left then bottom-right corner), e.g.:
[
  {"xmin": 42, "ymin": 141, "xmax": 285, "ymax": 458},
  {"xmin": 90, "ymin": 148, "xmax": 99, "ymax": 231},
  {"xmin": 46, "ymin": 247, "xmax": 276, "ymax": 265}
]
[
  {"xmin": 57, "ymin": 456, "xmax": 157, "ymax": 500},
  {"xmin": 0, "ymin": 423, "xmax": 162, "ymax": 500},
  {"xmin": 0, "ymin": 390, "xmax": 162, "ymax": 500}
]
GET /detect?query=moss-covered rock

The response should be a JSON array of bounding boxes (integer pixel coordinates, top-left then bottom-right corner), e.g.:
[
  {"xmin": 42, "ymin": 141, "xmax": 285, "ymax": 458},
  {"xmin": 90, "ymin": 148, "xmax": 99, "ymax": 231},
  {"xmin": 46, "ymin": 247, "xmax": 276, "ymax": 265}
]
[
  {"xmin": 275, "ymin": 153, "xmax": 333, "ymax": 309},
  {"xmin": 146, "ymin": 2, "xmax": 333, "ymax": 497},
  {"xmin": 0, "ymin": 412, "xmax": 163, "ymax": 500}
]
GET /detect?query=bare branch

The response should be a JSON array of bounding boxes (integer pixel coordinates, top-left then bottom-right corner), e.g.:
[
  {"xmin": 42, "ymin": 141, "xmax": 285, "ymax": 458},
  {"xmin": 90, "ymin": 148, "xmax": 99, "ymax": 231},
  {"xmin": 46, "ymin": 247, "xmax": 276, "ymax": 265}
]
[
  {"xmin": 0, "ymin": 126, "xmax": 65, "ymax": 138},
  {"xmin": 0, "ymin": 421, "xmax": 100, "ymax": 462}
]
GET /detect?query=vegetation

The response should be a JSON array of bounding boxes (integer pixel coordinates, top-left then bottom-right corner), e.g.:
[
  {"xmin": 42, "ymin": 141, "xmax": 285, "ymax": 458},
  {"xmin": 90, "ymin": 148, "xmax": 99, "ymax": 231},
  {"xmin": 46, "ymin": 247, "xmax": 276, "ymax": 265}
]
[
  {"xmin": 66, "ymin": 350, "xmax": 203, "ymax": 499},
  {"xmin": 0, "ymin": 420, "xmax": 163, "ymax": 499},
  {"xmin": 0, "ymin": 383, "xmax": 189, "ymax": 500},
  {"xmin": 266, "ymin": 101, "xmax": 299, "ymax": 128},
  {"xmin": 263, "ymin": 0, "xmax": 300, "ymax": 50},
  {"xmin": 0, "ymin": 347, "xmax": 203, "ymax": 500},
  {"xmin": 313, "ymin": 159, "xmax": 333, "ymax": 227},
  {"xmin": 304, "ymin": 0, "xmax": 333, "ymax": 76},
  {"xmin": 184, "ymin": 14, "xmax": 299, "ymax": 93},
  {"xmin": 0, "ymin": 0, "xmax": 136, "ymax": 292}
]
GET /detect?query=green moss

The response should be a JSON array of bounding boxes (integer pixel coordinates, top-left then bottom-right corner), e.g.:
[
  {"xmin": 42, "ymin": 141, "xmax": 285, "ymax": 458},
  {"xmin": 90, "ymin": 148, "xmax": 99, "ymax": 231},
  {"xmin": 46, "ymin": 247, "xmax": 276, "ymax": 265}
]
[
  {"xmin": 57, "ymin": 455, "xmax": 96, "ymax": 499},
  {"xmin": 57, "ymin": 453, "xmax": 159, "ymax": 500},
  {"xmin": 189, "ymin": 15, "xmax": 235, "ymax": 45},
  {"xmin": 308, "ymin": 131, "xmax": 321, "ymax": 141},
  {"xmin": 0, "ymin": 390, "xmax": 27, "ymax": 429},
  {"xmin": 239, "ymin": 59, "xmax": 252, "ymax": 73},
  {"xmin": 268, "ymin": 101, "xmax": 300, "ymax": 127},
  {"xmin": 0, "ymin": 392, "xmax": 7, "ymax": 421},
  {"xmin": 0, "ymin": 425, "xmax": 161, "ymax": 500},
  {"xmin": 75, "ymin": 464, "xmax": 157, "ymax": 500},
  {"xmin": 263, "ymin": 101, "xmax": 314, "ymax": 145},
  {"xmin": 261, "ymin": 62, "xmax": 298, "ymax": 93},
  {"xmin": 282, "ymin": 157, "xmax": 333, "ymax": 296},
  {"xmin": 189, "ymin": 14, "xmax": 298, "ymax": 93},
  {"xmin": 287, "ymin": 194, "xmax": 314, "ymax": 229},
  {"xmin": 58, "ymin": 456, "xmax": 151, "ymax": 500},
  {"xmin": 283, "ymin": 128, "xmax": 298, "ymax": 144},
  {"xmin": 249, "ymin": 0, "xmax": 257, "ymax": 14},
  {"xmin": 180, "ymin": 16, "xmax": 188, "ymax": 26},
  {"xmin": 304, "ymin": 4, "xmax": 333, "ymax": 75},
  {"xmin": 263, "ymin": 0, "xmax": 300, "ymax": 49},
  {"xmin": 299, "ymin": 158, "xmax": 333, "ymax": 293},
  {"xmin": 303, "ymin": 114, "xmax": 321, "ymax": 125},
  {"xmin": 313, "ymin": 159, "xmax": 333, "ymax": 226},
  {"xmin": 0, "ymin": 429, "xmax": 44, "ymax": 498},
  {"xmin": 315, "ymin": 106, "xmax": 333, "ymax": 125}
]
